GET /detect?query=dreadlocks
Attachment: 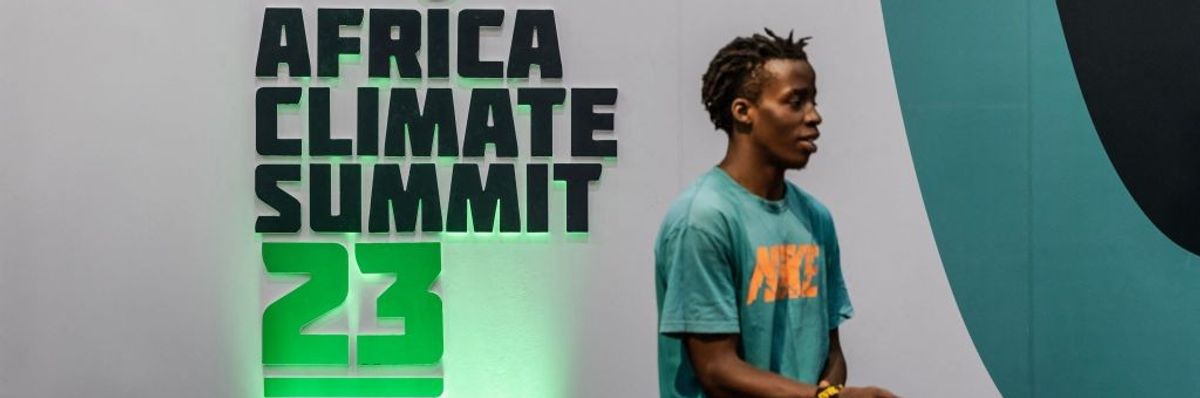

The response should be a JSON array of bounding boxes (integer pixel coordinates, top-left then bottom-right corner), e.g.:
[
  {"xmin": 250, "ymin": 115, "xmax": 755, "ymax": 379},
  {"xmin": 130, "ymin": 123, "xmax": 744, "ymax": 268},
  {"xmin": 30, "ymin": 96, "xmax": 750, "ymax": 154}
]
[{"xmin": 701, "ymin": 28, "xmax": 811, "ymax": 134}]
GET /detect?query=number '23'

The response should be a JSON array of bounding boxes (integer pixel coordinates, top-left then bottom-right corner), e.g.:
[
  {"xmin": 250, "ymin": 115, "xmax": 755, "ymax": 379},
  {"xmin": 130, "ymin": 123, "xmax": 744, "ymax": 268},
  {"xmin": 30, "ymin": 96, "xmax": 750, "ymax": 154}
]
[{"xmin": 262, "ymin": 242, "xmax": 443, "ymax": 366}]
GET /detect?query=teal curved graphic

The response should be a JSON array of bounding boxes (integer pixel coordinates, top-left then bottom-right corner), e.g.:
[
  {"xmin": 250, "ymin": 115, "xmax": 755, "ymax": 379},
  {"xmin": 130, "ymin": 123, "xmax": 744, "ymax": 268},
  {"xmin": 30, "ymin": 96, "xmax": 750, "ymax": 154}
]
[{"xmin": 882, "ymin": 1, "xmax": 1200, "ymax": 397}]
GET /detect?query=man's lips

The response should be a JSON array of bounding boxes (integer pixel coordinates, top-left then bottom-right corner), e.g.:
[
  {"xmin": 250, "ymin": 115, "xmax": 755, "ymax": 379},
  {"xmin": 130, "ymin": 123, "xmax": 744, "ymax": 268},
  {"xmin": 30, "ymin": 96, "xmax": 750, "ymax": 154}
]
[{"xmin": 797, "ymin": 135, "xmax": 819, "ymax": 152}]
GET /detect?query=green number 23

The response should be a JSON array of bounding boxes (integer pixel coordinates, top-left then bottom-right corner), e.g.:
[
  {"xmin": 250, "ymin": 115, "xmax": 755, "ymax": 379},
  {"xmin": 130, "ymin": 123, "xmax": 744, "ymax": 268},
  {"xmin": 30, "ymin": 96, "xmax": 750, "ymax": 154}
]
[{"xmin": 261, "ymin": 242, "xmax": 443, "ymax": 366}]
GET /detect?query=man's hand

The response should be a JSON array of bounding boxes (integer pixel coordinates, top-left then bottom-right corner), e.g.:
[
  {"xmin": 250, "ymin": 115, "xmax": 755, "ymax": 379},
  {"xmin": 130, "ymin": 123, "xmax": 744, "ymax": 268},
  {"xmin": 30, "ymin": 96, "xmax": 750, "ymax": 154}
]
[{"xmin": 839, "ymin": 386, "xmax": 898, "ymax": 398}]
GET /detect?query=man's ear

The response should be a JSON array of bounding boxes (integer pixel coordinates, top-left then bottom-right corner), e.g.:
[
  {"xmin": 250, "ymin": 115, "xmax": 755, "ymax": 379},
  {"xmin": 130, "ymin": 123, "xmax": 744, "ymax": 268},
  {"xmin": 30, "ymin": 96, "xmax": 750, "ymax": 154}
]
[{"xmin": 730, "ymin": 97, "xmax": 754, "ymax": 131}]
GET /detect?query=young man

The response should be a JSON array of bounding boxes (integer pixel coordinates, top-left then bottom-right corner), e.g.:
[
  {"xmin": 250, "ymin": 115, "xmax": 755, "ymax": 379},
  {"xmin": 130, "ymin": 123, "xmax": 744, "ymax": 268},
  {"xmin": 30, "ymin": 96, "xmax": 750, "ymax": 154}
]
[{"xmin": 654, "ymin": 30, "xmax": 897, "ymax": 398}]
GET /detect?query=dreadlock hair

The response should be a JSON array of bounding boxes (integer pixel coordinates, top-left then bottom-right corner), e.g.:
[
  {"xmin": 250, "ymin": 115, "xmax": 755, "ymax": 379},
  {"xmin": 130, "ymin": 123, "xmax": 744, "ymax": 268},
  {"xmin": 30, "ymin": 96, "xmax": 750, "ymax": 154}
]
[{"xmin": 701, "ymin": 28, "xmax": 811, "ymax": 134}]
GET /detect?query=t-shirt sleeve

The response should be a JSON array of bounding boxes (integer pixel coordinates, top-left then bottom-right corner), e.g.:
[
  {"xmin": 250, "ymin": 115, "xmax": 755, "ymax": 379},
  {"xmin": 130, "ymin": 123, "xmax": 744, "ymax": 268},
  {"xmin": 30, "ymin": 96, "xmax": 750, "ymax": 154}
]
[
  {"xmin": 824, "ymin": 219, "xmax": 855, "ymax": 330},
  {"xmin": 658, "ymin": 225, "xmax": 741, "ymax": 335}
]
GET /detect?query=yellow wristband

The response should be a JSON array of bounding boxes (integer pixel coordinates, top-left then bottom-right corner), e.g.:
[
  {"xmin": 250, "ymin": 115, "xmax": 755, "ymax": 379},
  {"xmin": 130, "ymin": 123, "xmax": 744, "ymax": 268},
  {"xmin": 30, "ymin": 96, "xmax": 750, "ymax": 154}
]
[{"xmin": 816, "ymin": 384, "xmax": 843, "ymax": 398}]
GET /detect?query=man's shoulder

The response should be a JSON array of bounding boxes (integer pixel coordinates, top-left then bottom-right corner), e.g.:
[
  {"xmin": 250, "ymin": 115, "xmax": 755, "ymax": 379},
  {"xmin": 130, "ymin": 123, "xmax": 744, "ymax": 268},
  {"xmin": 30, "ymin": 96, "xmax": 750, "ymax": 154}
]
[{"xmin": 659, "ymin": 171, "xmax": 741, "ymax": 237}]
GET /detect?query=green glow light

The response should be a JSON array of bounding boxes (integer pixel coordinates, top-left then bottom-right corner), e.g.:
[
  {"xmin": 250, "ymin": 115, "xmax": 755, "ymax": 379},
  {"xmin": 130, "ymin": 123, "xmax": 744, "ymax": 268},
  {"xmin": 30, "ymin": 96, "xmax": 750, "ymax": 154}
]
[
  {"xmin": 346, "ymin": 236, "xmax": 360, "ymax": 360},
  {"xmin": 367, "ymin": 77, "xmax": 391, "ymax": 88},
  {"xmin": 367, "ymin": 76, "xmax": 425, "ymax": 88},
  {"xmin": 339, "ymin": 53, "xmax": 363, "ymax": 65},
  {"xmin": 516, "ymin": 103, "xmax": 566, "ymax": 115},
  {"xmin": 439, "ymin": 237, "xmax": 580, "ymax": 397},
  {"xmin": 437, "ymin": 232, "xmax": 469, "ymax": 239},
  {"xmin": 316, "ymin": 78, "xmax": 342, "ymax": 88},
  {"xmin": 455, "ymin": 76, "xmax": 505, "ymax": 89},
  {"xmin": 277, "ymin": 102, "xmax": 303, "ymax": 112},
  {"xmin": 513, "ymin": 104, "xmax": 564, "ymax": 118},
  {"xmin": 263, "ymin": 377, "xmax": 443, "ymax": 397},
  {"xmin": 438, "ymin": 201, "xmax": 529, "ymax": 240},
  {"xmin": 228, "ymin": 234, "xmax": 263, "ymax": 398},
  {"xmin": 565, "ymin": 232, "xmax": 591, "ymax": 242},
  {"xmin": 439, "ymin": 231, "xmax": 530, "ymax": 242}
]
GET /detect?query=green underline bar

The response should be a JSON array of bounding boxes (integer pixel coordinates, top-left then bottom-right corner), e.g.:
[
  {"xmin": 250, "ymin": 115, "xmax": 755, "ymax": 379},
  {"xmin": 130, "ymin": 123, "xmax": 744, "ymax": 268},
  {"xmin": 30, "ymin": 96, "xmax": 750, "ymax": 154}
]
[{"xmin": 264, "ymin": 377, "xmax": 444, "ymax": 397}]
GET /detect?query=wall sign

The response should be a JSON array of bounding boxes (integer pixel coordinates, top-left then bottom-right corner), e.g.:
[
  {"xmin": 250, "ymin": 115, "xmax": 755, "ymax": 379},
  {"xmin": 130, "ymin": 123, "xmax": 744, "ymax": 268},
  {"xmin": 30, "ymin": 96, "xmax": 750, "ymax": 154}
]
[{"xmin": 253, "ymin": 6, "xmax": 618, "ymax": 397}]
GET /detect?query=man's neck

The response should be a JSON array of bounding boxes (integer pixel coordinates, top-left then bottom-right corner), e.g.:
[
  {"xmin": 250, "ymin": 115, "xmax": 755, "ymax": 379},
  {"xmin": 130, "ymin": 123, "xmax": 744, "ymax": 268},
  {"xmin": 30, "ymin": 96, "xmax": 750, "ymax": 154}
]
[{"xmin": 718, "ymin": 153, "xmax": 787, "ymax": 201}]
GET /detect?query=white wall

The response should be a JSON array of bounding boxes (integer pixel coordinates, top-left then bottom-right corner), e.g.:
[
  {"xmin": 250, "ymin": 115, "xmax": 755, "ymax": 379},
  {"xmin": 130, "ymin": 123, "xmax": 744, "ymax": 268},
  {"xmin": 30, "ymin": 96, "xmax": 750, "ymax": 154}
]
[{"xmin": 0, "ymin": 1, "xmax": 998, "ymax": 397}]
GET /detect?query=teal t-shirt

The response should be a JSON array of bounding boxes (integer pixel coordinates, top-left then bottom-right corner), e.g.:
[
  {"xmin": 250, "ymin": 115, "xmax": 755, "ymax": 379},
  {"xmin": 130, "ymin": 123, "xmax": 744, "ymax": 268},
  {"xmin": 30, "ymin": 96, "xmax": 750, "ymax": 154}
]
[{"xmin": 655, "ymin": 167, "xmax": 854, "ymax": 397}]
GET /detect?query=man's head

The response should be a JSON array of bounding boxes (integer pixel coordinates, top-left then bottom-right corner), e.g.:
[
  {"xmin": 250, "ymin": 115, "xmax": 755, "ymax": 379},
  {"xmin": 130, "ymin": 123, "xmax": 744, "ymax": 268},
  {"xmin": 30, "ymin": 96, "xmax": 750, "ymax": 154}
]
[{"xmin": 702, "ymin": 29, "xmax": 823, "ymax": 169}]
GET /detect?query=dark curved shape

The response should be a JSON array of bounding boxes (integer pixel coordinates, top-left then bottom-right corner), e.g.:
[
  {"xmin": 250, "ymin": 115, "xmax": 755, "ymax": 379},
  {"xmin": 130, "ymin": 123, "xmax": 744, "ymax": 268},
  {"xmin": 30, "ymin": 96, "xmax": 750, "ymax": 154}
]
[{"xmin": 1057, "ymin": 0, "xmax": 1200, "ymax": 255}]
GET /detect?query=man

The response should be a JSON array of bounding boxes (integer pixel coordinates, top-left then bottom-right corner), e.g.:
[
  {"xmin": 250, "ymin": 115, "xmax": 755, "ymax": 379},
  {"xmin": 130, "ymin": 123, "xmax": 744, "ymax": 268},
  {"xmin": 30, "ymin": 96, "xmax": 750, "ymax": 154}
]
[{"xmin": 654, "ymin": 30, "xmax": 897, "ymax": 398}]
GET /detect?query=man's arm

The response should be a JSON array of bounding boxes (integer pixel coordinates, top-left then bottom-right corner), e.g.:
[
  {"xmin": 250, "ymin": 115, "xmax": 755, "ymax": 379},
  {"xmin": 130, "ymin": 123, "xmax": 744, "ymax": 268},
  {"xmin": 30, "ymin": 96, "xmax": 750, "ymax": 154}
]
[
  {"xmin": 818, "ymin": 329, "xmax": 847, "ymax": 387},
  {"xmin": 685, "ymin": 332, "xmax": 899, "ymax": 398},
  {"xmin": 683, "ymin": 333, "xmax": 819, "ymax": 398}
]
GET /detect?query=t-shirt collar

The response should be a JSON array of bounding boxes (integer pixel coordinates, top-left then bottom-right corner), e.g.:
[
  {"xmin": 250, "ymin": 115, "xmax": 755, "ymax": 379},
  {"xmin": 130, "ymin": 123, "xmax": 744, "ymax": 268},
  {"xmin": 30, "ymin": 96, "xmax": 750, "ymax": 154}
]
[{"xmin": 711, "ymin": 167, "xmax": 789, "ymax": 214}]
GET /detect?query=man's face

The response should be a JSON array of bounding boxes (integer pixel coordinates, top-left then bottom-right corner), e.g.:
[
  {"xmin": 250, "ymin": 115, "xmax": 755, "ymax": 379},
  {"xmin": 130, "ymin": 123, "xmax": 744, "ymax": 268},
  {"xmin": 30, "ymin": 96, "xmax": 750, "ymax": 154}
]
[{"xmin": 743, "ymin": 59, "xmax": 823, "ymax": 169}]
